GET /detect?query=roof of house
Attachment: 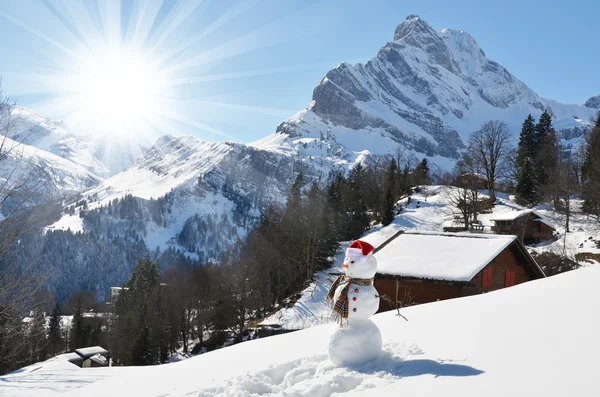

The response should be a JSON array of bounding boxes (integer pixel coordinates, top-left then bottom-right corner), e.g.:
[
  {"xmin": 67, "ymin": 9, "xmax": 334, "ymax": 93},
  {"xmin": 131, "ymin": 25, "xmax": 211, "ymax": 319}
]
[
  {"xmin": 490, "ymin": 209, "xmax": 541, "ymax": 222},
  {"xmin": 63, "ymin": 352, "xmax": 84, "ymax": 363},
  {"xmin": 490, "ymin": 209, "xmax": 556, "ymax": 230},
  {"xmin": 374, "ymin": 231, "xmax": 517, "ymax": 282},
  {"xmin": 75, "ymin": 346, "xmax": 108, "ymax": 359},
  {"xmin": 534, "ymin": 218, "xmax": 557, "ymax": 229}
]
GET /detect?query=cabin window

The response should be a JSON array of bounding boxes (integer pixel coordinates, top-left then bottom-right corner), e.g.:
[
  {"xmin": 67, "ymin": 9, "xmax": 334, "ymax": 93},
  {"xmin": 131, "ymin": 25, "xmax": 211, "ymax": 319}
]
[
  {"xmin": 506, "ymin": 270, "xmax": 516, "ymax": 287},
  {"xmin": 482, "ymin": 268, "xmax": 493, "ymax": 289}
]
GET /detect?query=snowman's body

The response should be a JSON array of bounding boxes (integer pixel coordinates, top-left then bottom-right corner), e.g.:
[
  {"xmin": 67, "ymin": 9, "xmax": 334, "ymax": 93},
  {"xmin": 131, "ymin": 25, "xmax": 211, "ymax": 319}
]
[{"xmin": 328, "ymin": 241, "xmax": 383, "ymax": 366}]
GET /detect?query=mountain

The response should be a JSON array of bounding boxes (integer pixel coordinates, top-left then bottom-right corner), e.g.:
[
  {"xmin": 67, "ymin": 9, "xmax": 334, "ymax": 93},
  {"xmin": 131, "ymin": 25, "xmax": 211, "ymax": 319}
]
[
  {"xmin": 271, "ymin": 15, "xmax": 597, "ymax": 163},
  {"xmin": 28, "ymin": 15, "xmax": 600, "ymax": 300},
  {"xmin": 0, "ymin": 135, "xmax": 101, "ymax": 198},
  {"xmin": 5, "ymin": 263, "xmax": 600, "ymax": 396},
  {"xmin": 7, "ymin": 107, "xmax": 143, "ymax": 178},
  {"xmin": 50, "ymin": 134, "xmax": 338, "ymax": 261},
  {"xmin": 585, "ymin": 95, "xmax": 600, "ymax": 109}
]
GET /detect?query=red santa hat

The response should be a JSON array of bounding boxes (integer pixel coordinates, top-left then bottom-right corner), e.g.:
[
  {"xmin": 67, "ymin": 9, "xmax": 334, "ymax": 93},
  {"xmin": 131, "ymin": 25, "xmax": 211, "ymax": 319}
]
[{"xmin": 346, "ymin": 240, "xmax": 375, "ymax": 257}]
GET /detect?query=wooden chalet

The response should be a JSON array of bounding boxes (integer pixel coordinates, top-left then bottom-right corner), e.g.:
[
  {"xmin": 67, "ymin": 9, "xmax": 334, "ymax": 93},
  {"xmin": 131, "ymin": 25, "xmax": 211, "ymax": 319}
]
[
  {"xmin": 490, "ymin": 210, "xmax": 556, "ymax": 245},
  {"xmin": 373, "ymin": 231, "xmax": 545, "ymax": 312},
  {"xmin": 456, "ymin": 172, "xmax": 488, "ymax": 190}
]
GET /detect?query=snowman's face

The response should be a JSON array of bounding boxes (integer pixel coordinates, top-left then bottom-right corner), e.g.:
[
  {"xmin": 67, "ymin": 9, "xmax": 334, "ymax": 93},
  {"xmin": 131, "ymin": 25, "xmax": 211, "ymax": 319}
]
[{"xmin": 342, "ymin": 249, "xmax": 378, "ymax": 279}]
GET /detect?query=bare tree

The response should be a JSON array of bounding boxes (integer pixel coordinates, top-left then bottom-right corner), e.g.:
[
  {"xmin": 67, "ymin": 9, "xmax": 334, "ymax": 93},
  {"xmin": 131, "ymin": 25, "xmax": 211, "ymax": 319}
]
[
  {"xmin": 467, "ymin": 120, "xmax": 512, "ymax": 202},
  {"xmin": 446, "ymin": 156, "xmax": 482, "ymax": 230},
  {"xmin": 0, "ymin": 84, "xmax": 49, "ymax": 374}
]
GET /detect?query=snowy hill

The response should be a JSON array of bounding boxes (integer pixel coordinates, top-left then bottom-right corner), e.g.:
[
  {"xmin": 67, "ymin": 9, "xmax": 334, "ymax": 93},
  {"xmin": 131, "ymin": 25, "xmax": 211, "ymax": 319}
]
[
  {"xmin": 267, "ymin": 15, "xmax": 597, "ymax": 166},
  {"xmin": 3, "ymin": 256, "xmax": 600, "ymax": 396},
  {"xmin": 263, "ymin": 186, "xmax": 599, "ymax": 329}
]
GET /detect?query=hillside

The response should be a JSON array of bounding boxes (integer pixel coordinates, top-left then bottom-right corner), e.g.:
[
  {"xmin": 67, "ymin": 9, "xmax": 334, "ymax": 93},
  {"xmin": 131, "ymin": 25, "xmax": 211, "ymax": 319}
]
[
  {"xmin": 263, "ymin": 186, "xmax": 599, "ymax": 329},
  {"xmin": 3, "ymin": 252, "xmax": 599, "ymax": 396}
]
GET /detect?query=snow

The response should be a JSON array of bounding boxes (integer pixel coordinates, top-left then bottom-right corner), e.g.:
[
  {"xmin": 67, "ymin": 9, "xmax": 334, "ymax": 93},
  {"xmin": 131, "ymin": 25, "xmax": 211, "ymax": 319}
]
[
  {"xmin": 375, "ymin": 231, "xmax": 516, "ymax": 281},
  {"xmin": 47, "ymin": 214, "xmax": 84, "ymax": 233},
  {"xmin": 8, "ymin": 106, "xmax": 141, "ymax": 178},
  {"xmin": 490, "ymin": 208, "xmax": 545, "ymax": 221},
  {"xmin": 74, "ymin": 346, "xmax": 108, "ymax": 358},
  {"xmin": 328, "ymin": 319, "xmax": 382, "ymax": 367},
  {"xmin": 4, "ymin": 265, "xmax": 600, "ymax": 396},
  {"xmin": 87, "ymin": 137, "xmax": 233, "ymax": 204}
]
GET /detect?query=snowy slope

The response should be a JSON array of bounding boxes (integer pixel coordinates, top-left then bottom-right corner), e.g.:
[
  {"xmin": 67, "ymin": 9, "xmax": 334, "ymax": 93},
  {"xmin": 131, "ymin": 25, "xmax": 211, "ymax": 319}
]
[
  {"xmin": 49, "ymin": 134, "xmax": 342, "ymax": 259},
  {"xmin": 261, "ymin": 15, "xmax": 597, "ymax": 169},
  {"xmin": 6, "ymin": 107, "xmax": 143, "ymax": 177},
  {"xmin": 262, "ymin": 186, "xmax": 599, "ymax": 329},
  {"xmin": 0, "ymin": 134, "xmax": 101, "ymax": 196},
  {"xmin": 3, "ymin": 261, "xmax": 600, "ymax": 396}
]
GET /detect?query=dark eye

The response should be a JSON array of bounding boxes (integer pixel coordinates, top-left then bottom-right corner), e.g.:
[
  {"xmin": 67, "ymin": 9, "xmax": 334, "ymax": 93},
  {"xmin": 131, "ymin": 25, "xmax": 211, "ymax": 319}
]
[{"xmin": 351, "ymin": 261, "xmax": 355, "ymax": 264}]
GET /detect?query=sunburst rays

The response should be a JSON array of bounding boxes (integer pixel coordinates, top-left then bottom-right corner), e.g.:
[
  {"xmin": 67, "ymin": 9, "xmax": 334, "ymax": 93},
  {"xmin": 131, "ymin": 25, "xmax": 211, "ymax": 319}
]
[{"xmin": 0, "ymin": 0, "xmax": 329, "ymax": 146}]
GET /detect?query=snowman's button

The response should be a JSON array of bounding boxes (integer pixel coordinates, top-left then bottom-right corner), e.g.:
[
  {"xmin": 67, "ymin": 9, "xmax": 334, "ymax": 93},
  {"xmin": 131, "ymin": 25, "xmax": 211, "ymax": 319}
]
[
  {"xmin": 352, "ymin": 297, "xmax": 357, "ymax": 301},
  {"xmin": 354, "ymin": 288, "xmax": 359, "ymax": 293},
  {"xmin": 353, "ymin": 308, "xmax": 357, "ymax": 312}
]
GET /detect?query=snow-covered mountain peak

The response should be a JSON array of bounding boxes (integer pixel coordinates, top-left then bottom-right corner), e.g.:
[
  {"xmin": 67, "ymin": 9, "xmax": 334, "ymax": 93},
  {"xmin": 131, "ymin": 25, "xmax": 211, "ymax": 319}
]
[
  {"xmin": 393, "ymin": 14, "xmax": 436, "ymax": 41},
  {"xmin": 273, "ymin": 15, "xmax": 596, "ymax": 166},
  {"xmin": 3, "ymin": 106, "xmax": 145, "ymax": 179},
  {"xmin": 585, "ymin": 95, "xmax": 600, "ymax": 109},
  {"xmin": 440, "ymin": 28, "xmax": 486, "ymax": 67}
]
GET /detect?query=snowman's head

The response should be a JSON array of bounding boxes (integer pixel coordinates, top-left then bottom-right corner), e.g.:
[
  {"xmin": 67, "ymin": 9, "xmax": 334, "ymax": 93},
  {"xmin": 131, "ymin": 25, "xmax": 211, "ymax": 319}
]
[{"xmin": 342, "ymin": 240, "xmax": 377, "ymax": 279}]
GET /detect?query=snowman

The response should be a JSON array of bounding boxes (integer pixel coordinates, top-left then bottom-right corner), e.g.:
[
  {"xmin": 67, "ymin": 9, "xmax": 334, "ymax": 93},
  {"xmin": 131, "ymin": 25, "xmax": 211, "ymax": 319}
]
[{"xmin": 327, "ymin": 239, "xmax": 382, "ymax": 366}]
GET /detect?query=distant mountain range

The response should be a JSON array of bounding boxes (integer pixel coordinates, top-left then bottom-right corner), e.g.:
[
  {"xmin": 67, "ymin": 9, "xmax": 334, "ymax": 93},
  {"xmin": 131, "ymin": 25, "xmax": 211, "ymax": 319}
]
[{"xmin": 5, "ymin": 15, "xmax": 599, "ymax": 300}]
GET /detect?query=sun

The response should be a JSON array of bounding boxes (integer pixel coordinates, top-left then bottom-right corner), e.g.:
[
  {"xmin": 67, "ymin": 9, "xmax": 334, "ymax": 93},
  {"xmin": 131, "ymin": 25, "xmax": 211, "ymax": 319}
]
[
  {"xmin": 3, "ymin": 0, "xmax": 308, "ymax": 144},
  {"xmin": 68, "ymin": 48, "xmax": 170, "ymax": 135}
]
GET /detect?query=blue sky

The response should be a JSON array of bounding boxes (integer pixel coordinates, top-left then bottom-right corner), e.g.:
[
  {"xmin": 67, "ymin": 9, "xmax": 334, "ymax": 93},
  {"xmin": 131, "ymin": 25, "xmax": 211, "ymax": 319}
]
[{"xmin": 0, "ymin": 0, "xmax": 597, "ymax": 144}]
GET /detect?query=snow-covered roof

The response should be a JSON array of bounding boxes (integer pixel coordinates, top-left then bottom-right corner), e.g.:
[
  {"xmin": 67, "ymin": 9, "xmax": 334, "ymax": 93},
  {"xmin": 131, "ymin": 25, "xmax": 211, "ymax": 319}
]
[
  {"xmin": 490, "ymin": 209, "xmax": 542, "ymax": 221},
  {"xmin": 75, "ymin": 346, "xmax": 108, "ymax": 359},
  {"xmin": 63, "ymin": 352, "xmax": 84, "ymax": 363},
  {"xmin": 374, "ymin": 231, "xmax": 517, "ymax": 282},
  {"xmin": 534, "ymin": 218, "xmax": 557, "ymax": 229}
]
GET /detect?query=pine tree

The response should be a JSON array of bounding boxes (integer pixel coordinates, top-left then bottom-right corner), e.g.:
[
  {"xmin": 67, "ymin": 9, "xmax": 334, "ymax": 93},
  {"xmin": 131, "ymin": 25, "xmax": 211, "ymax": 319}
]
[
  {"xmin": 111, "ymin": 257, "xmax": 166, "ymax": 366},
  {"xmin": 413, "ymin": 158, "xmax": 430, "ymax": 186},
  {"xmin": 516, "ymin": 115, "xmax": 539, "ymax": 206},
  {"xmin": 47, "ymin": 302, "xmax": 62, "ymax": 356},
  {"xmin": 535, "ymin": 110, "xmax": 558, "ymax": 193},
  {"xmin": 27, "ymin": 311, "xmax": 48, "ymax": 363},
  {"xmin": 536, "ymin": 110, "xmax": 553, "ymax": 140},
  {"xmin": 346, "ymin": 164, "xmax": 370, "ymax": 238},
  {"xmin": 582, "ymin": 115, "xmax": 600, "ymax": 217},
  {"xmin": 70, "ymin": 301, "xmax": 87, "ymax": 350},
  {"xmin": 380, "ymin": 159, "xmax": 397, "ymax": 226}
]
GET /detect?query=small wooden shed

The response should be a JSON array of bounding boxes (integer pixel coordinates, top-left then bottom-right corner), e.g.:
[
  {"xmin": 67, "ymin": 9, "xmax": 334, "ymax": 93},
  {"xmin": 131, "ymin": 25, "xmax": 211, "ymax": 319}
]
[
  {"xmin": 373, "ymin": 231, "xmax": 545, "ymax": 312},
  {"xmin": 490, "ymin": 210, "xmax": 556, "ymax": 245},
  {"xmin": 69, "ymin": 346, "xmax": 109, "ymax": 368}
]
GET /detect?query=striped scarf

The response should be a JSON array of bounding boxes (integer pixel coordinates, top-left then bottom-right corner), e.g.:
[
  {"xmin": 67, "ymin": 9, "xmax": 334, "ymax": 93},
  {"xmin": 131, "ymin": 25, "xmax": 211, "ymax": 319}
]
[{"xmin": 327, "ymin": 275, "xmax": 373, "ymax": 324}]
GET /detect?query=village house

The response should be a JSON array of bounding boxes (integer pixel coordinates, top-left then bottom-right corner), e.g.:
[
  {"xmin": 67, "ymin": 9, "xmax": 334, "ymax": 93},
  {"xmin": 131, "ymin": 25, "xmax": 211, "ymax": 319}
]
[
  {"xmin": 373, "ymin": 231, "xmax": 545, "ymax": 312},
  {"xmin": 490, "ymin": 209, "xmax": 556, "ymax": 244},
  {"xmin": 456, "ymin": 172, "xmax": 489, "ymax": 190}
]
